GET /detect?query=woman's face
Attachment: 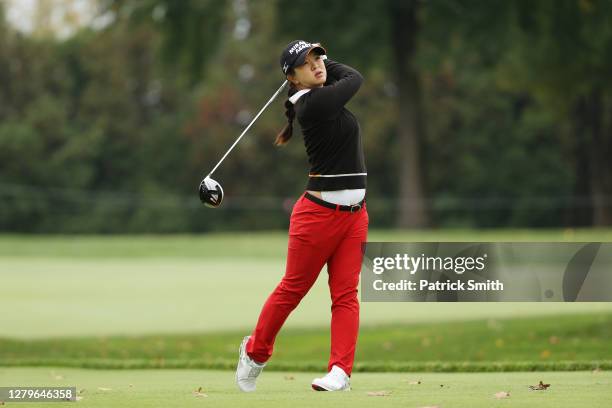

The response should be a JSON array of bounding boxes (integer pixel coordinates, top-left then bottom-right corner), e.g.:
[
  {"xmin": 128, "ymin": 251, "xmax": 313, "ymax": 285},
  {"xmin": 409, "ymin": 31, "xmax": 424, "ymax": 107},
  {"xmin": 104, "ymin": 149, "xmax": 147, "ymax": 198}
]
[{"xmin": 288, "ymin": 51, "xmax": 327, "ymax": 89}]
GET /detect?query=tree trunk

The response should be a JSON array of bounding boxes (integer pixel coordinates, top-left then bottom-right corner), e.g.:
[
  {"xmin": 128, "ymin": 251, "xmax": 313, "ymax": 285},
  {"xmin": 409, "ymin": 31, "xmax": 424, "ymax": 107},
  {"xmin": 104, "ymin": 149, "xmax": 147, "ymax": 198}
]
[
  {"xmin": 573, "ymin": 90, "xmax": 612, "ymax": 226},
  {"xmin": 388, "ymin": 0, "xmax": 429, "ymax": 228},
  {"xmin": 586, "ymin": 90, "xmax": 612, "ymax": 226},
  {"xmin": 568, "ymin": 98, "xmax": 594, "ymax": 226}
]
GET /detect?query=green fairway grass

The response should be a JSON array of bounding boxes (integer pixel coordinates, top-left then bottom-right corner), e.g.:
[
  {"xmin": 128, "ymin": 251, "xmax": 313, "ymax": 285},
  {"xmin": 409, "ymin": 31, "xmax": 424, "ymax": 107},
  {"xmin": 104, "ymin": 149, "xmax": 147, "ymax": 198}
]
[
  {"xmin": 2, "ymin": 231, "xmax": 612, "ymax": 339},
  {"xmin": 0, "ymin": 368, "xmax": 610, "ymax": 408},
  {"xmin": 1, "ymin": 313, "xmax": 610, "ymax": 372},
  {"xmin": 1, "ymin": 232, "xmax": 611, "ymax": 378},
  {"xmin": 2, "ymin": 228, "xmax": 612, "ymax": 259},
  {"xmin": 3, "ymin": 256, "xmax": 611, "ymax": 339}
]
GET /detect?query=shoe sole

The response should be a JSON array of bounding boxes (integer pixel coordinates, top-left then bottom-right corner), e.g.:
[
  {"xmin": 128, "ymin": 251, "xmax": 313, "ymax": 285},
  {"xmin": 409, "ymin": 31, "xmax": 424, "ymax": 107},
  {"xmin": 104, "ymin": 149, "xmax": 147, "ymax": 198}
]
[
  {"xmin": 311, "ymin": 382, "xmax": 350, "ymax": 391},
  {"xmin": 312, "ymin": 383, "xmax": 329, "ymax": 391}
]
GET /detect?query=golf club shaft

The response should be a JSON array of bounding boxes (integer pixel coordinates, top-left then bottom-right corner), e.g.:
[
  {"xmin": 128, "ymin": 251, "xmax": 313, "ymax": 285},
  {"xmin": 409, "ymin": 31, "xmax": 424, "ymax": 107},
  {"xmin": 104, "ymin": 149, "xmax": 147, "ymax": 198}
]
[{"xmin": 206, "ymin": 79, "xmax": 289, "ymax": 178}]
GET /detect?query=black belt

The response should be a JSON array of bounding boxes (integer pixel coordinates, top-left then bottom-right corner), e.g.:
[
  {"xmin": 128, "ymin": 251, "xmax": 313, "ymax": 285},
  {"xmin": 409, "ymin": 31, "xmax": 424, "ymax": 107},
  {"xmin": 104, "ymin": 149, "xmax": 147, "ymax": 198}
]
[{"xmin": 304, "ymin": 192, "xmax": 365, "ymax": 213}]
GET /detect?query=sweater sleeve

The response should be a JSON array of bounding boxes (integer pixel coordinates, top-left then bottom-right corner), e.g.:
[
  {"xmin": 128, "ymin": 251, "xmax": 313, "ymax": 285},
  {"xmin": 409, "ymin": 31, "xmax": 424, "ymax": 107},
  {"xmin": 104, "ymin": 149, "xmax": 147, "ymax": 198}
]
[{"xmin": 300, "ymin": 59, "xmax": 363, "ymax": 120}]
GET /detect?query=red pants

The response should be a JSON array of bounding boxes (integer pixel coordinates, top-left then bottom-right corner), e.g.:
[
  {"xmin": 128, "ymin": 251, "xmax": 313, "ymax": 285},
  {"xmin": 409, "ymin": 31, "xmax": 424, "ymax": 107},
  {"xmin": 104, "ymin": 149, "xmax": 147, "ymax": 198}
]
[{"xmin": 246, "ymin": 191, "xmax": 369, "ymax": 376}]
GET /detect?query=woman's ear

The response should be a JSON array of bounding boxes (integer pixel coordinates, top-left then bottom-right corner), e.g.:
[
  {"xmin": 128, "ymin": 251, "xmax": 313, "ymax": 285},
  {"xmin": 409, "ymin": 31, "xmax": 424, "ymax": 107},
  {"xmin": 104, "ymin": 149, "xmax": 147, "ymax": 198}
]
[{"xmin": 287, "ymin": 73, "xmax": 299, "ymax": 87}]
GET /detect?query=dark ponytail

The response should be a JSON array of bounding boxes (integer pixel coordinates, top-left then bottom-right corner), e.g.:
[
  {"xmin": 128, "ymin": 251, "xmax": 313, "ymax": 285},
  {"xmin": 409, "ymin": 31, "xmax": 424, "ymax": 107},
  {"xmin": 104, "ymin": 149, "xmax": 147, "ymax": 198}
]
[
  {"xmin": 274, "ymin": 81, "xmax": 297, "ymax": 146},
  {"xmin": 274, "ymin": 99, "xmax": 295, "ymax": 146}
]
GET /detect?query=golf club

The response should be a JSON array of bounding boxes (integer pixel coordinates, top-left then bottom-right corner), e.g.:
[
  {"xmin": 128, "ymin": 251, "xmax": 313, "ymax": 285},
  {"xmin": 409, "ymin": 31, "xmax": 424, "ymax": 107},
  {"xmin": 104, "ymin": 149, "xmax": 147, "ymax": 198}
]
[{"xmin": 199, "ymin": 79, "xmax": 289, "ymax": 208}]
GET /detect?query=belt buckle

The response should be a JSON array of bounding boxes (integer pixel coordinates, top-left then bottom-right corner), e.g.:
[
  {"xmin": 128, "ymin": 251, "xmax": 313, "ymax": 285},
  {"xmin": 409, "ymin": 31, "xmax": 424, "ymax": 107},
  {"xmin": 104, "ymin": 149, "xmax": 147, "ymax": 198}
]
[{"xmin": 349, "ymin": 203, "xmax": 362, "ymax": 213}]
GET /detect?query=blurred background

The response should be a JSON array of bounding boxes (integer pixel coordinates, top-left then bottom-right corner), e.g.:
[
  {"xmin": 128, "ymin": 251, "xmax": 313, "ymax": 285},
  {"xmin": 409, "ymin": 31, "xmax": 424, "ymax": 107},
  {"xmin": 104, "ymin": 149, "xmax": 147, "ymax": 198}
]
[
  {"xmin": 1, "ymin": 0, "xmax": 610, "ymax": 233},
  {"xmin": 0, "ymin": 0, "xmax": 611, "ymax": 376}
]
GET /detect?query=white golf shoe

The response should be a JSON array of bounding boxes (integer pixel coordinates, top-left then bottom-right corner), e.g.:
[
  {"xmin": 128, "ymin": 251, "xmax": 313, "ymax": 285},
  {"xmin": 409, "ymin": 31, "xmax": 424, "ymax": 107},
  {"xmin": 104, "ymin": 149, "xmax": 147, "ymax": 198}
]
[
  {"xmin": 235, "ymin": 335, "xmax": 266, "ymax": 392},
  {"xmin": 311, "ymin": 365, "xmax": 351, "ymax": 391}
]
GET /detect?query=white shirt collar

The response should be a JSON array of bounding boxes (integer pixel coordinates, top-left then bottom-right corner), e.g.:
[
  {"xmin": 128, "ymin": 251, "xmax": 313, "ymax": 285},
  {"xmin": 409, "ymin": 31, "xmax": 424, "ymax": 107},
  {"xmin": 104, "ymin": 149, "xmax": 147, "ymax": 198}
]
[{"xmin": 289, "ymin": 89, "xmax": 311, "ymax": 104}]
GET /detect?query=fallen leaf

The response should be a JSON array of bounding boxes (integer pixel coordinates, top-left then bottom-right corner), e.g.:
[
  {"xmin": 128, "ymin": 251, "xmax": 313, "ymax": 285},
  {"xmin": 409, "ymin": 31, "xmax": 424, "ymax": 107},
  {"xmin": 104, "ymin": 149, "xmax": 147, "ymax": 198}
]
[
  {"xmin": 193, "ymin": 387, "xmax": 208, "ymax": 398},
  {"xmin": 548, "ymin": 336, "xmax": 559, "ymax": 345},
  {"xmin": 494, "ymin": 391, "xmax": 510, "ymax": 399},
  {"xmin": 284, "ymin": 375, "xmax": 295, "ymax": 380},
  {"xmin": 97, "ymin": 387, "xmax": 112, "ymax": 391},
  {"xmin": 367, "ymin": 390, "xmax": 392, "ymax": 396},
  {"xmin": 528, "ymin": 380, "xmax": 551, "ymax": 390}
]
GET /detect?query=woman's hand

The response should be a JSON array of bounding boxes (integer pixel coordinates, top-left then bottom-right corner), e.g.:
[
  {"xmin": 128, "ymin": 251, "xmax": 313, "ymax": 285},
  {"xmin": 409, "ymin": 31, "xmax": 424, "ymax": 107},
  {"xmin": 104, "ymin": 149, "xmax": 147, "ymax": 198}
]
[{"xmin": 323, "ymin": 56, "xmax": 339, "ymax": 85}]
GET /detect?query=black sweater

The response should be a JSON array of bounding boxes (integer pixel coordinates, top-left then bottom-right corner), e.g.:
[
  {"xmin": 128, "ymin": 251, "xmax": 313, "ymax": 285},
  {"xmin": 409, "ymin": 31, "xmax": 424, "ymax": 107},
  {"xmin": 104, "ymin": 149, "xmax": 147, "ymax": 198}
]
[{"xmin": 288, "ymin": 58, "xmax": 367, "ymax": 191}]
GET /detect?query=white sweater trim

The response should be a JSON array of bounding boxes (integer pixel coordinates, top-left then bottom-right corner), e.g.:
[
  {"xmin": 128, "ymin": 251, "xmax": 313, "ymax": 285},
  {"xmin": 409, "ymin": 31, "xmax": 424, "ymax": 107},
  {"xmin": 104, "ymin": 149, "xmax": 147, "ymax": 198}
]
[{"xmin": 289, "ymin": 89, "xmax": 311, "ymax": 104}]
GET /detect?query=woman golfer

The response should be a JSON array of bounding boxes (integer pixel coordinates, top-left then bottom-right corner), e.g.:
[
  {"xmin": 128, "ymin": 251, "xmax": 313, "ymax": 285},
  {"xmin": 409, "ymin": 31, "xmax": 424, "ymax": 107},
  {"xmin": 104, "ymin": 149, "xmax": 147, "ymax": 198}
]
[{"xmin": 236, "ymin": 40, "xmax": 368, "ymax": 392}]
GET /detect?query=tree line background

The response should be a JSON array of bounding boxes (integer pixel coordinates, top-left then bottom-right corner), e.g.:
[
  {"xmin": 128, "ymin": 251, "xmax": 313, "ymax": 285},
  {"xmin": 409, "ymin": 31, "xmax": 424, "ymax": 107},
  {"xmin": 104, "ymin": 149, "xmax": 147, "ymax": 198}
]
[{"xmin": 0, "ymin": 0, "xmax": 611, "ymax": 233}]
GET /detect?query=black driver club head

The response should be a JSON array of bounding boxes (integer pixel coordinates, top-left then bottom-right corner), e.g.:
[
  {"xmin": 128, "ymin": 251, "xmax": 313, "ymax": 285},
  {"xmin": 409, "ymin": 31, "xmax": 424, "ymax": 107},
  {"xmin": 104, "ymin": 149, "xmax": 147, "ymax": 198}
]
[{"xmin": 199, "ymin": 176, "xmax": 224, "ymax": 208}]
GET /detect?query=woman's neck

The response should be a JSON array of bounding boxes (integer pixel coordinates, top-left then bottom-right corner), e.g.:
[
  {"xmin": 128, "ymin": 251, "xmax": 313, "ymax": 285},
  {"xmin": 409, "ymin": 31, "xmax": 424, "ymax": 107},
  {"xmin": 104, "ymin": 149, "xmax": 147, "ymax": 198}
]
[{"xmin": 294, "ymin": 83, "xmax": 323, "ymax": 91}]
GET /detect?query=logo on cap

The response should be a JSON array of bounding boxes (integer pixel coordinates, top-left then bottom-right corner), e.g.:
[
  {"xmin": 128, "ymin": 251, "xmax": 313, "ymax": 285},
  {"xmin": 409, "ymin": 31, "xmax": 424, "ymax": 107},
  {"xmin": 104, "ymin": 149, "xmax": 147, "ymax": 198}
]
[{"xmin": 289, "ymin": 41, "xmax": 312, "ymax": 55}]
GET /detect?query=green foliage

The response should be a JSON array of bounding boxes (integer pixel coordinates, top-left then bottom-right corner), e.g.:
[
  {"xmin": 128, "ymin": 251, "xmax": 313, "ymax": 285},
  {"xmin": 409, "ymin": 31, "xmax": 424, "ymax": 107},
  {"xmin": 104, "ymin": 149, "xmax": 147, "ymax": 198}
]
[
  {"xmin": 102, "ymin": 0, "xmax": 229, "ymax": 84},
  {"xmin": 0, "ymin": 0, "xmax": 610, "ymax": 232},
  {"xmin": 276, "ymin": 0, "xmax": 390, "ymax": 70},
  {"xmin": 0, "ymin": 19, "xmax": 196, "ymax": 232},
  {"xmin": 497, "ymin": 0, "xmax": 612, "ymax": 113}
]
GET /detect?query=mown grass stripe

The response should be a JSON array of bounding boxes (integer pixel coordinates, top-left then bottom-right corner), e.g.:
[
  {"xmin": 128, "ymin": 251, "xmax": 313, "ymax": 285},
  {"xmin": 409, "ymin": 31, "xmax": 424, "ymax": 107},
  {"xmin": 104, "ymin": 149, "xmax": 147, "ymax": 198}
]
[{"xmin": 0, "ymin": 358, "xmax": 610, "ymax": 372}]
